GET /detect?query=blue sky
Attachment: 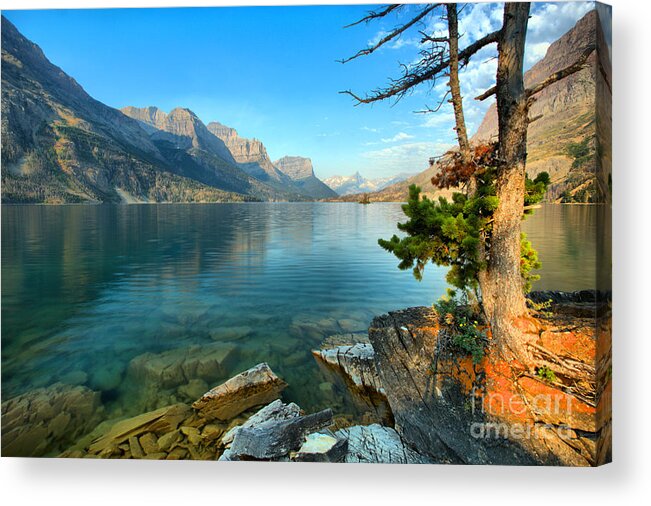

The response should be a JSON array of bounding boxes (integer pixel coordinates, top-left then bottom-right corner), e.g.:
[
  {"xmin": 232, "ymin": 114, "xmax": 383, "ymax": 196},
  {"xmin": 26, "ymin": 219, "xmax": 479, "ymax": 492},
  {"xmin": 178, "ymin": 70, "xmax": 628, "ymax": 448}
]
[{"xmin": 4, "ymin": 2, "xmax": 597, "ymax": 179}]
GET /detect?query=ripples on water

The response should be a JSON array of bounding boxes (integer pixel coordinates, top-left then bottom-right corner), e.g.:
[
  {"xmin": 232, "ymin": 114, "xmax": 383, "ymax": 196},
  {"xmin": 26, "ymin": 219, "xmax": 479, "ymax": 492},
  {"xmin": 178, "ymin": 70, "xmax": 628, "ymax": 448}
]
[{"xmin": 1, "ymin": 203, "xmax": 605, "ymax": 438}]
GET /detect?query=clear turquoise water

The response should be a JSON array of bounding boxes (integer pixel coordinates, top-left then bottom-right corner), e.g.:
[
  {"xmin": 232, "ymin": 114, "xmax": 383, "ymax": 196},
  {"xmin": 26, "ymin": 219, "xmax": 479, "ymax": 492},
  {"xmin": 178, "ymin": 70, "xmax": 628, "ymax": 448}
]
[{"xmin": 1, "ymin": 203, "xmax": 603, "ymax": 423}]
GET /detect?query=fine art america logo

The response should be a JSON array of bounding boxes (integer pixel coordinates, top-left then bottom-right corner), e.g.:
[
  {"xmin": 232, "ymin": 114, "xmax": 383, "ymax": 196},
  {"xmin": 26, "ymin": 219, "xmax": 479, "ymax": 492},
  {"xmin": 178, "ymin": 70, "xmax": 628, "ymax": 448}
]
[{"xmin": 468, "ymin": 386, "xmax": 574, "ymax": 440}]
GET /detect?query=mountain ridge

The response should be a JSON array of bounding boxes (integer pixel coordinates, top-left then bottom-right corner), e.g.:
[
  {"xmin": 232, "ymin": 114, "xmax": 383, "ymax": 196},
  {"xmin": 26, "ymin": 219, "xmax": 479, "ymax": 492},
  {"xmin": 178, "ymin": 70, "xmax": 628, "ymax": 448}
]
[
  {"xmin": 1, "ymin": 16, "xmax": 327, "ymax": 203},
  {"xmin": 1, "ymin": 16, "xmax": 259, "ymax": 203},
  {"xmin": 343, "ymin": 9, "xmax": 610, "ymax": 203},
  {"xmin": 274, "ymin": 156, "xmax": 338, "ymax": 199}
]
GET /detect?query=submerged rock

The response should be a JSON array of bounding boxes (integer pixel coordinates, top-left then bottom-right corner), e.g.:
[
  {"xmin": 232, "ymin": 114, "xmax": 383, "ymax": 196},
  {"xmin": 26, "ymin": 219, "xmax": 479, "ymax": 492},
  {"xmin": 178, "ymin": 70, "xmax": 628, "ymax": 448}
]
[
  {"xmin": 193, "ymin": 362, "xmax": 287, "ymax": 421},
  {"xmin": 126, "ymin": 343, "xmax": 239, "ymax": 412},
  {"xmin": 127, "ymin": 343, "xmax": 237, "ymax": 390},
  {"xmin": 335, "ymin": 424, "xmax": 431, "ymax": 464},
  {"xmin": 1, "ymin": 383, "xmax": 103, "ymax": 457}
]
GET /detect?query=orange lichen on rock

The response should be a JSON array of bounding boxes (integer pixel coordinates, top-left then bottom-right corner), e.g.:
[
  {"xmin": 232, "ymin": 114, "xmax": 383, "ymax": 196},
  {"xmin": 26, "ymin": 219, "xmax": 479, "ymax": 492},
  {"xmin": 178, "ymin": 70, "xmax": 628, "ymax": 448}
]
[{"xmin": 369, "ymin": 296, "xmax": 611, "ymax": 466}]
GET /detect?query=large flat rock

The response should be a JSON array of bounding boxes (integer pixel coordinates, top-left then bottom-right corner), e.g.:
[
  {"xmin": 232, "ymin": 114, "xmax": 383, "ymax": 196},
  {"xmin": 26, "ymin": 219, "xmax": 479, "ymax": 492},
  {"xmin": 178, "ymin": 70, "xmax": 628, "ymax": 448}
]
[
  {"xmin": 193, "ymin": 362, "xmax": 287, "ymax": 421},
  {"xmin": 86, "ymin": 403, "xmax": 192, "ymax": 455},
  {"xmin": 369, "ymin": 304, "xmax": 608, "ymax": 466}
]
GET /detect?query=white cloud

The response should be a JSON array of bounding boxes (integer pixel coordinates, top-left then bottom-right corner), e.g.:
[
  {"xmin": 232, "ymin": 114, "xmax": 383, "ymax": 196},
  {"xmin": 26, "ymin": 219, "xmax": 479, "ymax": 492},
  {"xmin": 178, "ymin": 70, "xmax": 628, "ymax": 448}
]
[
  {"xmin": 381, "ymin": 132, "xmax": 414, "ymax": 143},
  {"xmin": 525, "ymin": 41, "xmax": 551, "ymax": 67},
  {"xmin": 361, "ymin": 126, "xmax": 379, "ymax": 133},
  {"xmin": 458, "ymin": 2, "xmax": 504, "ymax": 45},
  {"xmin": 525, "ymin": 1, "xmax": 594, "ymax": 67},
  {"xmin": 361, "ymin": 141, "xmax": 452, "ymax": 174},
  {"xmin": 420, "ymin": 110, "xmax": 455, "ymax": 129}
]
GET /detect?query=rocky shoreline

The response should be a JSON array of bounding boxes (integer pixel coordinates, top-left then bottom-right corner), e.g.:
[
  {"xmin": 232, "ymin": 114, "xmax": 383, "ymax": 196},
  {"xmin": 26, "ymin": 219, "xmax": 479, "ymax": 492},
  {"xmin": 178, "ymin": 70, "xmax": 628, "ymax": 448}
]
[{"xmin": 1, "ymin": 291, "xmax": 611, "ymax": 465}]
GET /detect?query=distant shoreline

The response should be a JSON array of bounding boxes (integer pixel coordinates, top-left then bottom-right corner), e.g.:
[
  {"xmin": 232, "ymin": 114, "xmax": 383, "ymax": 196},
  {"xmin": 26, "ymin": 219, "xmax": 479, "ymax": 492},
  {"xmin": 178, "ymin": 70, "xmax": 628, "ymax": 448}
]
[{"xmin": 0, "ymin": 201, "xmax": 609, "ymax": 207}]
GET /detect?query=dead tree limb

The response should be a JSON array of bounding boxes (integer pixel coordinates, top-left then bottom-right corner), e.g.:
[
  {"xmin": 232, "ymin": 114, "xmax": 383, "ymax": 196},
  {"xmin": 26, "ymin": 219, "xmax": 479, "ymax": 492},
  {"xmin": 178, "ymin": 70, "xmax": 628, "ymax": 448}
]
[
  {"xmin": 340, "ymin": 4, "xmax": 440, "ymax": 63},
  {"xmin": 446, "ymin": 3, "xmax": 470, "ymax": 156},
  {"xmin": 525, "ymin": 46, "xmax": 594, "ymax": 98},
  {"xmin": 344, "ymin": 4, "xmax": 402, "ymax": 28},
  {"xmin": 475, "ymin": 46, "xmax": 594, "ymax": 102},
  {"xmin": 341, "ymin": 28, "xmax": 501, "ymax": 104}
]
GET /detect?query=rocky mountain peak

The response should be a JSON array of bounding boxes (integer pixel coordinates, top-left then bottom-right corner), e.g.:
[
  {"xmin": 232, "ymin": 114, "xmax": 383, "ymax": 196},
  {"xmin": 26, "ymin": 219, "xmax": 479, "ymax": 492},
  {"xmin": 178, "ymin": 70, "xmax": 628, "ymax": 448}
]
[
  {"xmin": 206, "ymin": 121, "xmax": 291, "ymax": 184},
  {"xmin": 472, "ymin": 8, "xmax": 610, "ymax": 202},
  {"xmin": 121, "ymin": 105, "xmax": 236, "ymax": 163},
  {"xmin": 274, "ymin": 156, "xmax": 315, "ymax": 180},
  {"xmin": 206, "ymin": 121, "xmax": 236, "ymax": 139},
  {"xmin": 120, "ymin": 106, "xmax": 167, "ymax": 133}
]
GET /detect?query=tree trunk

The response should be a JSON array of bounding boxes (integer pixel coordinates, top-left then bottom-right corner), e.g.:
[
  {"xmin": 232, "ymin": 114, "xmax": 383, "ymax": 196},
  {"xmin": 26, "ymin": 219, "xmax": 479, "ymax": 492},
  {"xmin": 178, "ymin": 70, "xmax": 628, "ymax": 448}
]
[
  {"xmin": 446, "ymin": 3, "xmax": 470, "ymax": 159},
  {"xmin": 479, "ymin": 2, "xmax": 531, "ymax": 363}
]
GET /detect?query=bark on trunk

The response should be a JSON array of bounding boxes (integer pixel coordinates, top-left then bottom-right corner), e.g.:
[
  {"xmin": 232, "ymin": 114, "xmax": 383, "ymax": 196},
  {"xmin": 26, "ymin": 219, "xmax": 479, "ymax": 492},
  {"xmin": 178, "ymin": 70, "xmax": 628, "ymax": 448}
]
[
  {"xmin": 479, "ymin": 2, "xmax": 531, "ymax": 363},
  {"xmin": 446, "ymin": 3, "xmax": 470, "ymax": 159}
]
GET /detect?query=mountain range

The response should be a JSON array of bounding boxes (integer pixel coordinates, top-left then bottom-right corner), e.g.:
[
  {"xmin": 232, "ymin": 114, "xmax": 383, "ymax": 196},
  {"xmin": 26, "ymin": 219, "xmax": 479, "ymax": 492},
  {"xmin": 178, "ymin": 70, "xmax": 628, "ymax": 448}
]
[
  {"xmin": 1, "ymin": 10, "xmax": 610, "ymax": 205},
  {"xmin": 341, "ymin": 9, "xmax": 610, "ymax": 203},
  {"xmin": 1, "ymin": 16, "xmax": 334, "ymax": 203},
  {"xmin": 323, "ymin": 171, "xmax": 417, "ymax": 196}
]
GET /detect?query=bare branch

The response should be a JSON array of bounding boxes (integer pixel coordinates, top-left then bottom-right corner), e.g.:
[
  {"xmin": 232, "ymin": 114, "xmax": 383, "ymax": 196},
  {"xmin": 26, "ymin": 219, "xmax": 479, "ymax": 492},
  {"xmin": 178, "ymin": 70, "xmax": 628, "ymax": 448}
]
[
  {"xmin": 344, "ymin": 4, "xmax": 401, "ymax": 28},
  {"xmin": 526, "ymin": 46, "xmax": 594, "ymax": 98},
  {"xmin": 414, "ymin": 89, "xmax": 451, "ymax": 114},
  {"xmin": 476, "ymin": 47, "xmax": 594, "ymax": 102},
  {"xmin": 342, "ymin": 28, "xmax": 502, "ymax": 104},
  {"xmin": 527, "ymin": 114, "xmax": 543, "ymax": 124},
  {"xmin": 340, "ymin": 4, "xmax": 441, "ymax": 64},
  {"xmin": 419, "ymin": 30, "xmax": 448, "ymax": 44},
  {"xmin": 338, "ymin": 89, "xmax": 367, "ymax": 106},
  {"xmin": 474, "ymin": 85, "xmax": 496, "ymax": 101}
]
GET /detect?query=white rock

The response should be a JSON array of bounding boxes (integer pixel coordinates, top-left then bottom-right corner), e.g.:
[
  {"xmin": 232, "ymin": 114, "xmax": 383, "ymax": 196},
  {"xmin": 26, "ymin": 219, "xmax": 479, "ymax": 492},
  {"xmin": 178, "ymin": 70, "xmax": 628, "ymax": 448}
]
[{"xmin": 335, "ymin": 424, "xmax": 431, "ymax": 464}]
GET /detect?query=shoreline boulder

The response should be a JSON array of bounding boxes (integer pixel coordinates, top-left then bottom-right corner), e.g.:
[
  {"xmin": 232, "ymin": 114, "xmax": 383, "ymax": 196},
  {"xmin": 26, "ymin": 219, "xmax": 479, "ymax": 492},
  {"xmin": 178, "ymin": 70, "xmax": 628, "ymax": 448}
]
[
  {"xmin": 193, "ymin": 362, "xmax": 287, "ymax": 421},
  {"xmin": 312, "ymin": 335, "xmax": 384, "ymax": 394},
  {"xmin": 224, "ymin": 408, "xmax": 333, "ymax": 461},
  {"xmin": 221, "ymin": 399, "xmax": 301, "ymax": 446}
]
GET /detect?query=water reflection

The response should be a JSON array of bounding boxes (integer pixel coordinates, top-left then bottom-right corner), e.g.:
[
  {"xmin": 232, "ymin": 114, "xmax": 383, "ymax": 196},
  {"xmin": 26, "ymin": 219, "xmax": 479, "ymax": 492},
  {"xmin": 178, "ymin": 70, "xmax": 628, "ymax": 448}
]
[
  {"xmin": 522, "ymin": 204, "xmax": 610, "ymax": 291},
  {"xmin": 2, "ymin": 203, "xmax": 603, "ymax": 432}
]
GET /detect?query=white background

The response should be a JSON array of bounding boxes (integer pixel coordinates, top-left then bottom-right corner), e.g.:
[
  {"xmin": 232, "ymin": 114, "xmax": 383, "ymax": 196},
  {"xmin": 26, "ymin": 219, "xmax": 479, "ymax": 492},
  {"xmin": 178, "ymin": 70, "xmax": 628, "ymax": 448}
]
[{"xmin": 0, "ymin": 0, "xmax": 648, "ymax": 504}]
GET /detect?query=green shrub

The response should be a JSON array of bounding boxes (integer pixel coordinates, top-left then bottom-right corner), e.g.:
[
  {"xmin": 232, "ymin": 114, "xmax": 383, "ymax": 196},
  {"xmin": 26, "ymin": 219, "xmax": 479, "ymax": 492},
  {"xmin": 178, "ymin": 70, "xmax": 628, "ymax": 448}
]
[
  {"xmin": 433, "ymin": 291, "xmax": 486, "ymax": 364},
  {"xmin": 536, "ymin": 366, "xmax": 557, "ymax": 383}
]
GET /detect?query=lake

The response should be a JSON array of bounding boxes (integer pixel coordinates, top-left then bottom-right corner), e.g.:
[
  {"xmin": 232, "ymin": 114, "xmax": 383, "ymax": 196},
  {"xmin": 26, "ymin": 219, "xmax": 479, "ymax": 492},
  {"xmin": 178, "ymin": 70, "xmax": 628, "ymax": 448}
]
[{"xmin": 1, "ymin": 202, "xmax": 606, "ymax": 449}]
